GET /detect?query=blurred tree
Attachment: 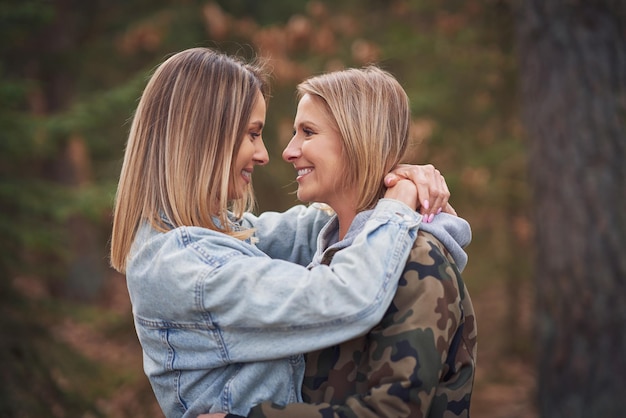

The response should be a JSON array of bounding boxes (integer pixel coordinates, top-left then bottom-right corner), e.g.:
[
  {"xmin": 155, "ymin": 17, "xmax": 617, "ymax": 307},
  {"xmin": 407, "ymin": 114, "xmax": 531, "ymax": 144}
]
[
  {"xmin": 0, "ymin": 0, "xmax": 189, "ymax": 415},
  {"xmin": 516, "ymin": 0, "xmax": 626, "ymax": 416},
  {"xmin": 215, "ymin": 0, "xmax": 307, "ymax": 25},
  {"xmin": 0, "ymin": 1, "xmax": 106, "ymax": 415}
]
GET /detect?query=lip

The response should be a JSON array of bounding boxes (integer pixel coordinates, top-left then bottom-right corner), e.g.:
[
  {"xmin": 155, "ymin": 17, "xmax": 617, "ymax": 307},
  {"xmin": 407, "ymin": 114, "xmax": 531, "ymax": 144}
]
[{"xmin": 241, "ymin": 169, "xmax": 252, "ymax": 184}]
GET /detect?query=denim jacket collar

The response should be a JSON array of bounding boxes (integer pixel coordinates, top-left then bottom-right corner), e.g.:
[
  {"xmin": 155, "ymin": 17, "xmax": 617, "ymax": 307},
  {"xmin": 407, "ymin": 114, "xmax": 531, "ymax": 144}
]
[{"xmin": 310, "ymin": 210, "xmax": 375, "ymax": 267}]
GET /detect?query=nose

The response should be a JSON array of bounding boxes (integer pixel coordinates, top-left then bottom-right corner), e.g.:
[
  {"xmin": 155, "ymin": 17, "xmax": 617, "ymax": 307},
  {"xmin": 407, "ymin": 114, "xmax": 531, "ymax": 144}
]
[
  {"xmin": 282, "ymin": 135, "xmax": 302, "ymax": 163},
  {"xmin": 254, "ymin": 139, "xmax": 269, "ymax": 166}
]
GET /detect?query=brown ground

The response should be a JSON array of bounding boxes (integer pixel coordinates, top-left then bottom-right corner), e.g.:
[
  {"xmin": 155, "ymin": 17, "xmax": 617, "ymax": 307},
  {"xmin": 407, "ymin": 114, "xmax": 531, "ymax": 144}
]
[{"xmin": 51, "ymin": 274, "xmax": 538, "ymax": 418}]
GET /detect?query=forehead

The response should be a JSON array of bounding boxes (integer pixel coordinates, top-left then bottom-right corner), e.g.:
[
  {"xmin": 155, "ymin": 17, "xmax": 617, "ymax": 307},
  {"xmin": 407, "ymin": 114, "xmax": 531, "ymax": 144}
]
[
  {"xmin": 295, "ymin": 94, "xmax": 334, "ymax": 125},
  {"xmin": 250, "ymin": 89, "xmax": 266, "ymax": 117}
]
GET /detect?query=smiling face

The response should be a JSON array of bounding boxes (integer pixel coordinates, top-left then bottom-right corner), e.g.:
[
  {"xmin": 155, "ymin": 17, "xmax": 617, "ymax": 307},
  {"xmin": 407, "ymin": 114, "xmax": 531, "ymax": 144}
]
[
  {"xmin": 229, "ymin": 89, "xmax": 269, "ymax": 200},
  {"xmin": 283, "ymin": 93, "xmax": 358, "ymax": 215}
]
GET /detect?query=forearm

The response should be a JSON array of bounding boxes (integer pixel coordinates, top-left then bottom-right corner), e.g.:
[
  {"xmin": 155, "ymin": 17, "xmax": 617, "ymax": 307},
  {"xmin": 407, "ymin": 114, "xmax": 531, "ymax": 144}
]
[
  {"xmin": 242, "ymin": 204, "xmax": 330, "ymax": 264},
  {"xmin": 209, "ymin": 200, "xmax": 422, "ymax": 361}
]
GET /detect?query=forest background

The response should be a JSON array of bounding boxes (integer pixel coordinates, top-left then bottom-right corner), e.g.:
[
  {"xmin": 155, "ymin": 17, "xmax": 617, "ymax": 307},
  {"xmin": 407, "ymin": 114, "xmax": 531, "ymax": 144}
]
[{"xmin": 1, "ymin": 0, "xmax": 623, "ymax": 417}]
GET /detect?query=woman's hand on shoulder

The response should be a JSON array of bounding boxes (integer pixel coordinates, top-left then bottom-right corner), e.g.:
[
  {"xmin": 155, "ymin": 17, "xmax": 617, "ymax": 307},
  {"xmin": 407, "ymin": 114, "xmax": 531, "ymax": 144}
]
[
  {"xmin": 384, "ymin": 164, "xmax": 456, "ymax": 221},
  {"xmin": 383, "ymin": 178, "xmax": 419, "ymax": 210}
]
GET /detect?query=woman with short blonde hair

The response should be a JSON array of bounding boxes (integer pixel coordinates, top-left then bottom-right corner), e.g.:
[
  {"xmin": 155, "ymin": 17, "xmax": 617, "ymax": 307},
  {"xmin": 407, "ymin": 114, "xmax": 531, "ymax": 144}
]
[
  {"xmin": 223, "ymin": 66, "xmax": 476, "ymax": 418},
  {"xmin": 296, "ymin": 66, "xmax": 411, "ymax": 213}
]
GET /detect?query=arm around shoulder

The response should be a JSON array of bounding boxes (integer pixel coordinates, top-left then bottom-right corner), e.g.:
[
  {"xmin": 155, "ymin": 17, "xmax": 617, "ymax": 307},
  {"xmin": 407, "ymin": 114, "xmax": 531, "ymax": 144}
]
[
  {"xmin": 242, "ymin": 204, "xmax": 331, "ymax": 264},
  {"xmin": 198, "ymin": 199, "xmax": 422, "ymax": 362}
]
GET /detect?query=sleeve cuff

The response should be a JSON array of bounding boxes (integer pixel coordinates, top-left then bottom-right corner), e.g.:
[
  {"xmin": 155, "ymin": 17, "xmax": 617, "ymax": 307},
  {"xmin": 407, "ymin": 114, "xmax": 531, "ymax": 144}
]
[{"xmin": 374, "ymin": 198, "xmax": 422, "ymax": 225}]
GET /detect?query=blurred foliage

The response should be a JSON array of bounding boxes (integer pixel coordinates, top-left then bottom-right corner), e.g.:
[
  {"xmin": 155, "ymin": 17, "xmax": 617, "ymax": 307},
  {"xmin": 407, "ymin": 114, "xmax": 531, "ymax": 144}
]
[{"xmin": 0, "ymin": 0, "xmax": 531, "ymax": 416}]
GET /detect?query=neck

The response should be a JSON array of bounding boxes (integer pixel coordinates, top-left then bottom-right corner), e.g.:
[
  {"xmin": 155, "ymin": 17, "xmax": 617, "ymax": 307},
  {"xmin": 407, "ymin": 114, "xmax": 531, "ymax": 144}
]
[
  {"xmin": 333, "ymin": 206, "xmax": 357, "ymax": 241},
  {"xmin": 325, "ymin": 191, "xmax": 359, "ymax": 241}
]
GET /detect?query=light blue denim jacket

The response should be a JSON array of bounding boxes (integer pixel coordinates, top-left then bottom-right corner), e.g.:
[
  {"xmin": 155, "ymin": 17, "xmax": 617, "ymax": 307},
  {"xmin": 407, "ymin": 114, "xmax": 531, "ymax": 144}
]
[{"xmin": 126, "ymin": 199, "xmax": 424, "ymax": 418}]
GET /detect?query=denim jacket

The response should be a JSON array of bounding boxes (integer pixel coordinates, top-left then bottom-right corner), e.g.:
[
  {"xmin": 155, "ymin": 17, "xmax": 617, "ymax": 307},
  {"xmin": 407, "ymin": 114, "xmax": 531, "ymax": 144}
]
[{"xmin": 126, "ymin": 199, "xmax": 423, "ymax": 418}]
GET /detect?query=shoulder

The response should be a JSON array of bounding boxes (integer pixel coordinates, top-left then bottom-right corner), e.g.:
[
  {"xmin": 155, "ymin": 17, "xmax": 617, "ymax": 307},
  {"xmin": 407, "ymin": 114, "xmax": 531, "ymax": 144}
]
[
  {"xmin": 403, "ymin": 231, "xmax": 459, "ymax": 279},
  {"xmin": 131, "ymin": 223, "xmax": 264, "ymax": 270},
  {"xmin": 391, "ymin": 231, "xmax": 465, "ymax": 317},
  {"xmin": 176, "ymin": 226, "xmax": 267, "ymax": 264}
]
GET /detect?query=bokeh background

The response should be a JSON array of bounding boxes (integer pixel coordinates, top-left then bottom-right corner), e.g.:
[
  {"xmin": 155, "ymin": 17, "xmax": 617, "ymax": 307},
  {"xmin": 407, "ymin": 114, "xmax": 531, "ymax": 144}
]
[{"xmin": 1, "ymin": 1, "xmax": 624, "ymax": 417}]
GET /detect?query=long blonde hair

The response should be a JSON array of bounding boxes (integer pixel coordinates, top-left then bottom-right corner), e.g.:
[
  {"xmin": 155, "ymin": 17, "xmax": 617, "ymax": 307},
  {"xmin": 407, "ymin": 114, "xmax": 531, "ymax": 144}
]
[
  {"xmin": 296, "ymin": 66, "xmax": 410, "ymax": 212},
  {"xmin": 110, "ymin": 48, "xmax": 269, "ymax": 272}
]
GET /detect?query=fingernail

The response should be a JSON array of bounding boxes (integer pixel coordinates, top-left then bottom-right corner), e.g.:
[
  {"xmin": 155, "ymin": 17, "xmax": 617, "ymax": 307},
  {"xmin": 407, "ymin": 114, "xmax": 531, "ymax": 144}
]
[
  {"xmin": 428, "ymin": 214, "xmax": 435, "ymax": 223},
  {"xmin": 437, "ymin": 208, "xmax": 442, "ymax": 214},
  {"xmin": 423, "ymin": 200, "xmax": 430, "ymax": 210}
]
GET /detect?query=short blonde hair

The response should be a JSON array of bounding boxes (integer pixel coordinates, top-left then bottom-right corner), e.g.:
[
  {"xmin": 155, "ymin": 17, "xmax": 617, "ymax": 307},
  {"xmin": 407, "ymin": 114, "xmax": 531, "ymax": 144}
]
[
  {"xmin": 296, "ymin": 66, "xmax": 410, "ymax": 212},
  {"xmin": 110, "ymin": 48, "xmax": 269, "ymax": 272}
]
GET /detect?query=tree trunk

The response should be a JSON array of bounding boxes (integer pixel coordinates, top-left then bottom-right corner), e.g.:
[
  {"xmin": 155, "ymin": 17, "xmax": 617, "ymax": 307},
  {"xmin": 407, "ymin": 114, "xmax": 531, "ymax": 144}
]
[
  {"xmin": 41, "ymin": 0, "xmax": 106, "ymax": 299},
  {"xmin": 516, "ymin": 1, "xmax": 626, "ymax": 416}
]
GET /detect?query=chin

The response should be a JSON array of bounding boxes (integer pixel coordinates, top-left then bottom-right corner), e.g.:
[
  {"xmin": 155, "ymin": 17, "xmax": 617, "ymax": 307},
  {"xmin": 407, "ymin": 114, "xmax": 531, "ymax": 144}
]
[{"xmin": 296, "ymin": 190, "xmax": 307, "ymax": 202}]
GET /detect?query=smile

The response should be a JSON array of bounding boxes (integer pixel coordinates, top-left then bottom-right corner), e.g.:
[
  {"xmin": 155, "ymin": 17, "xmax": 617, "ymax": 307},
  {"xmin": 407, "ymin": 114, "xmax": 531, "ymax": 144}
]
[{"xmin": 297, "ymin": 168, "xmax": 313, "ymax": 177}]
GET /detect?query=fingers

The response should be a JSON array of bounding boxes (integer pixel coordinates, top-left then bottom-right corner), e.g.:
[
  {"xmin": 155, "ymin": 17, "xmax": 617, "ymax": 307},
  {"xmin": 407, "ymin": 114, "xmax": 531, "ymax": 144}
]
[
  {"xmin": 387, "ymin": 164, "xmax": 453, "ymax": 221},
  {"xmin": 443, "ymin": 202, "xmax": 457, "ymax": 216},
  {"xmin": 383, "ymin": 173, "xmax": 399, "ymax": 187},
  {"xmin": 430, "ymin": 168, "xmax": 450, "ymax": 216}
]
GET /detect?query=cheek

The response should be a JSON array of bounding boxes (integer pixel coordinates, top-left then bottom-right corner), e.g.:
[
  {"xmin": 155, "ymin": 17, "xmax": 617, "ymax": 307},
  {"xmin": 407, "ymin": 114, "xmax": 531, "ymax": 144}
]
[
  {"xmin": 329, "ymin": 152, "xmax": 347, "ymax": 175},
  {"xmin": 236, "ymin": 144, "xmax": 253, "ymax": 166}
]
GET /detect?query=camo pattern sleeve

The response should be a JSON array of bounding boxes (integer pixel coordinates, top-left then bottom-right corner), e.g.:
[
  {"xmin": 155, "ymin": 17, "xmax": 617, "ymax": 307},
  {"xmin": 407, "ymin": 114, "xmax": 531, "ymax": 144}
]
[{"xmin": 246, "ymin": 231, "xmax": 477, "ymax": 418}]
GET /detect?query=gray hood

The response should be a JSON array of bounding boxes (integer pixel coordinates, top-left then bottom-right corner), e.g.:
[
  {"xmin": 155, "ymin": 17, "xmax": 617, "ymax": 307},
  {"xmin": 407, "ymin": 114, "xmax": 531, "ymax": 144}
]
[{"xmin": 311, "ymin": 211, "xmax": 471, "ymax": 271}]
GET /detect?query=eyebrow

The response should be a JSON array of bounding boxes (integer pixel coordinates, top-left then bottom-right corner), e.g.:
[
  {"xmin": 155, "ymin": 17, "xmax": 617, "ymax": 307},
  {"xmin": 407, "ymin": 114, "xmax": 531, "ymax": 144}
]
[
  {"xmin": 294, "ymin": 120, "xmax": 319, "ymax": 129},
  {"xmin": 249, "ymin": 121, "xmax": 264, "ymax": 130}
]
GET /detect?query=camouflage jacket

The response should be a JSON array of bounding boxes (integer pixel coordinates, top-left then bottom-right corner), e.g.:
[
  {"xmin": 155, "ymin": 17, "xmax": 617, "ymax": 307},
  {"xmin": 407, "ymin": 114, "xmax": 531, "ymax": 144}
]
[{"xmin": 243, "ymin": 223, "xmax": 477, "ymax": 418}]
